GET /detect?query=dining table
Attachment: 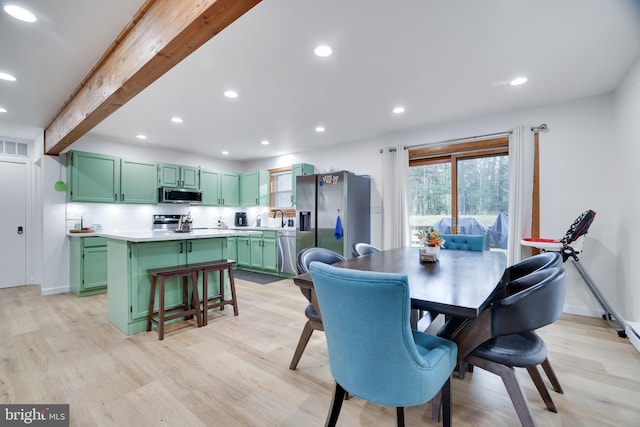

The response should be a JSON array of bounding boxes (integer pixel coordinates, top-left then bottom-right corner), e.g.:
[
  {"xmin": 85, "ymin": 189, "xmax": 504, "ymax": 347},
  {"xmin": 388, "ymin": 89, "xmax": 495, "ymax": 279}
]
[{"xmin": 293, "ymin": 246, "xmax": 507, "ymax": 321}]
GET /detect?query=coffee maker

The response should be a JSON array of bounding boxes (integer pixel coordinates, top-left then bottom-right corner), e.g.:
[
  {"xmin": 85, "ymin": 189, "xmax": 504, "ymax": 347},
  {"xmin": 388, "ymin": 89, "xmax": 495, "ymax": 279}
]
[{"xmin": 234, "ymin": 212, "xmax": 248, "ymax": 226}]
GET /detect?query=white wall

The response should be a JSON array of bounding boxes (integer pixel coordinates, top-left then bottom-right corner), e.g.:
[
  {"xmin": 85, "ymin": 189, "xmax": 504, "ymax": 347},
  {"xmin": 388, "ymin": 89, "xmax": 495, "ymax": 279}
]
[{"xmin": 614, "ymin": 55, "xmax": 640, "ymax": 326}]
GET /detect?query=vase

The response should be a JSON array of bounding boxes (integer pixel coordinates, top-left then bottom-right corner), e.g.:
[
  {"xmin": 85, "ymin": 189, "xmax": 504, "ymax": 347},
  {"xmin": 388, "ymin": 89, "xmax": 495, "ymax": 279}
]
[{"xmin": 419, "ymin": 246, "xmax": 440, "ymax": 263}]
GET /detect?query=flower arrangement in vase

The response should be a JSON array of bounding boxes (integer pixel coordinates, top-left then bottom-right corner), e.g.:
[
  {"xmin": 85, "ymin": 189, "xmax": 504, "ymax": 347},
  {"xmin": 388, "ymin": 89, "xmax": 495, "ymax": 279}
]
[{"xmin": 416, "ymin": 227, "xmax": 445, "ymax": 262}]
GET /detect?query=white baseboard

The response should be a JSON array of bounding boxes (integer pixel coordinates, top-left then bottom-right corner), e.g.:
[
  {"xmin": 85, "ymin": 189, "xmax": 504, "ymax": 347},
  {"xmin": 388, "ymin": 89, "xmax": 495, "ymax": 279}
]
[
  {"xmin": 41, "ymin": 285, "xmax": 70, "ymax": 296},
  {"xmin": 627, "ymin": 322, "xmax": 640, "ymax": 353}
]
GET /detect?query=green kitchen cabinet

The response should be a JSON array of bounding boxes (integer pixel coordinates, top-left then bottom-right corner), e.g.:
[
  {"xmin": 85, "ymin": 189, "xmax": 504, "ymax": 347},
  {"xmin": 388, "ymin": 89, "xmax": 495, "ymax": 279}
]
[
  {"xmin": 200, "ymin": 170, "xmax": 239, "ymax": 206},
  {"xmin": 245, "ymin": 231, "xmax": 278, "ymax": 273},
  {"xmin": 240, "ymin": 170, "xmax": 269, "ymax": 206},
  {"xmin": 260, "ymin": 232, "xmax": 278, "ymax": 273},
  {"xmin": 220, "ymin": 172, "xmax": 240, "ymax": 206},
  {"xmin": 200, "ymin": 169, "xmax": 221, "ymax": 205},
  {"xmin": 107, "ymin": 237, "xmax": 228, "ymax": 335},
  {"xmin": 67, "ymin": 151, "xmax": 120, "ymax": 203},
  {"xmin": 250, "ymin": 235, "xmax": 264, "ymax": 270},
  {"xmin": 120, "ymin": 159, "xmax": 158, "ymax": 204},
  {"xmin": 291, "ymin": 163, "xmax": 314, "ymax": 205},
  {"xmin": 67, "ymin": 151, "xmax": 157, "ymax": 204},
  {"xmin": 227, "ymin": 236, "xmax": 238, "ymax": 266},
  {"xmin": 236, "ymin": 236, "xmax": 251, "ymax": 268},
  {"xmin": 70, "ymin": 236, "xmax": 108, "ymax": 296},
  {"xmin": 158, "ymin": 163, "xmax": 200, "ymax": 189}
]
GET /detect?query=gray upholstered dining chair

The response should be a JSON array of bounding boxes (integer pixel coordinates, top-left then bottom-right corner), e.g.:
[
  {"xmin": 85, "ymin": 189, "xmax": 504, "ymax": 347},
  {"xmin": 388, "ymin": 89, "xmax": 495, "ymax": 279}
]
[
  {"xmin": 289, "ymin": 247, "xmax": 346, "ymax": 370},
  {"xmin": 440, "ymin": 251, "xmax": 565, "ymax": 395},
  {"xmin": 352, "ymin": 242, "xmax": 382, "ymax": 257},
  {"xmin": 309, "ymin": 261, "xmax": 458, "ymax": 427},
  {"xmin": 436, "ymin": 267, "xmax": 567, "ymax": 427}
]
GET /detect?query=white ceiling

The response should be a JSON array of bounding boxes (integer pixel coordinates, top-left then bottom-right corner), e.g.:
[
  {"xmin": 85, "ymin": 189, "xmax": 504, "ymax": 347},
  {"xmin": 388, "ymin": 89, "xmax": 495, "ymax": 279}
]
[{"xmin": 2, "ymin": 0, "xmax": 640, "ymax": 161}]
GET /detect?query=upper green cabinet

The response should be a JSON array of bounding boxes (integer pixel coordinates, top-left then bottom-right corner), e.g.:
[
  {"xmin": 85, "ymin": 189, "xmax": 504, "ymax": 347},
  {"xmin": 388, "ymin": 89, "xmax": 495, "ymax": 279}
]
[
  {"xmin": 67, "ymin": 151, "xmax": 157, "ymax": 204},
  {"xmin": 240, "ymin": 170, "xmax": 269, "ymax": 206},
  {"xmin": 67, "ymin": 151, "xmax": 120, "ymax": 203},
  {"xmin": 120, "ymin": 159, "xmax": 158, "ymax": 204},
  {"xmin": 201, "ymin": 170, "xmax": 239, "ymax": 206},
  {"xmin": 158, "ymin": 163, "xmax": 200, "ymax": 189},
  {"xmin": 292, "ymin": 163, "xmax": 315, "ymax": 205}
]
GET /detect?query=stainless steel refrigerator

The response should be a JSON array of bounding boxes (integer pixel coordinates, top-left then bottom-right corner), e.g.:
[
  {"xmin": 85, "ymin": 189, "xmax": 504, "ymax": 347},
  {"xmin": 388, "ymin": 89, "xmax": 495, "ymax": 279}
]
[{"xmin": 296, "ymin": 171, "xmax": 371, "ymax": 260}]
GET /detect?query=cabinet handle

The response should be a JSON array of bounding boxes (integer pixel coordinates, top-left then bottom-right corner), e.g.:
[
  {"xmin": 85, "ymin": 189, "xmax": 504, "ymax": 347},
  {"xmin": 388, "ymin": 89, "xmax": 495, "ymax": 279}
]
[
  {"xmin": 114, "ymin": 193, "xmax": 117, "ymax": 201},
  {"xmin": 179, "ymin": 242, "xmax": 184, "ymax": 253},
  {"xmin": 256, "ymin": 198, "xmax": 259, "ymax": 204},
  {"xmin": 188, "ymin": 242, "xmax": 192, "ymax": 252},
  {"xmin": 217, "ymin": 198, "xmax": 221, "ymax": 204},
  {"xmin": 121, "ymin": 193, "xmax": 124, "ymax": 202},
  {"xmin": 222, "ymin": 199, "xmax": 225, "ymax": 205}
]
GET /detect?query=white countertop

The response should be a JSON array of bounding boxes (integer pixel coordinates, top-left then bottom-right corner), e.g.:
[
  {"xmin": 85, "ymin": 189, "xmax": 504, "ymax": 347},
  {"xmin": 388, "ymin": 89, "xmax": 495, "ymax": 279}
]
[{"xmin": 67, "ymin": 228, "xmax": 263, "ymax": 243}]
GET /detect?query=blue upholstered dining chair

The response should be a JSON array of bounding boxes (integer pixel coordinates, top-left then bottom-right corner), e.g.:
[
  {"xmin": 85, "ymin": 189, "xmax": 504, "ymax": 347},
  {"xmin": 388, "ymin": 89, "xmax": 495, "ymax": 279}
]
[
  {"xmin": 441, "ymin": 234, "xmax": 485, "ymax": 251},
  {"xmin": 308, "ymin": 261, "xmax": 458, "ymax": 427}
]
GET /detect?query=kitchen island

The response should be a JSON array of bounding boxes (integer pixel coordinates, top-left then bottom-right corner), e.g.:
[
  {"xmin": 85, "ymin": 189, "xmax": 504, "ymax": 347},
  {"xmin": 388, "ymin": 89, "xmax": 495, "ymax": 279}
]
[{"xmin": 103, "ymin": 229, "xmax": 261, "ymax": 335}]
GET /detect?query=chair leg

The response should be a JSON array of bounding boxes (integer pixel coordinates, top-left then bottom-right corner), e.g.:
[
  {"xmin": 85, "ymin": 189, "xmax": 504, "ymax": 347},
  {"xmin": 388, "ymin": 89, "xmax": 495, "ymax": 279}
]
[
  {"xmin": 430, "ymin": 377, "xmax": 451, "ymax": 426},
  {"xmin": 540, "ymin": 358, "xmax": 563, "ymax": 393},
  {"xmin": 324, "ymin": 381, "xmax": 347, "ymax": 427},
  {"xmin": 289, "ymin": 321, "xmax": 315, "ymax": 370},
  {"xmin": 395, "ymin": 407, "xmax": 405, "ymax": 427},
  {"xmin": 526, "ymin": 366, "xmax": 557, "ymax": 413},
  {"xmin": 441, "ymin": 377, "xmax": 452, "ymax": 427},
  {"xmin": 431, "ymin": 389, "xmax": 441, "ymax": 423},
  {"xmin": 467, "ymin": 355, "xmax": 536, "ymax": 427}
]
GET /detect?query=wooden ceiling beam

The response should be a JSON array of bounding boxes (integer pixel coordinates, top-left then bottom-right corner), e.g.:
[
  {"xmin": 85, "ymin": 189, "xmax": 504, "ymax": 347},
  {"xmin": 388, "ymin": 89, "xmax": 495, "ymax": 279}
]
[{"xmin": 44, "ymin": 0, "xmax": 261, "ymax": 155}]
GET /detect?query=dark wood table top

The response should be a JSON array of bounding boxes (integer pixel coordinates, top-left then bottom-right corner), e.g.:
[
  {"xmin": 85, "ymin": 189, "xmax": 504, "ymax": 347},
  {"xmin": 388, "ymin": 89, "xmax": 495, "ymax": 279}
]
[{"xmin": 294, "ymin": 247, "xmax": 506, "ymax": 319}]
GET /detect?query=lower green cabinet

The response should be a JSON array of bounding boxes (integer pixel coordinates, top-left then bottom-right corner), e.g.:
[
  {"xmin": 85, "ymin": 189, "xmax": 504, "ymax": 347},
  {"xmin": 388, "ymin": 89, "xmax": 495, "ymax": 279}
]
[
  {"xmin": 237, "ymin": 236, "xmax": 251, "ymax": 268},
  {"xmin": 107, "ymin": 237, "xmax": 227, "ymax": 335},
  {"xmin": 70, "ymin": 236, "xmax": 108, "ymax": 296},
  {"xmin": 236, "ymin": 231, "xmax": 278, "ymax": 273},
  {"xmin": 227, "ymin": 236, "xmax": 238, "ymax": 266}
]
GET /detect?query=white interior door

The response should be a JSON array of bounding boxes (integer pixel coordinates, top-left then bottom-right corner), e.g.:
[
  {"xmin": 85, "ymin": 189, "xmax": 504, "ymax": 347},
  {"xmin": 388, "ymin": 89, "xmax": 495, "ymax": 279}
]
[{"xmin": 0, "ymin": 160, "xmax": 26, "ymax": 287}]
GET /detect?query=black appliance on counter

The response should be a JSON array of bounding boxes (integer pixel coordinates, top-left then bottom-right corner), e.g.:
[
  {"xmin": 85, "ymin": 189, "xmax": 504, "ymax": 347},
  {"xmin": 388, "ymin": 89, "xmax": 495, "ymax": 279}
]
[{"xmin": 235, "ymin": 212, "xmax": 248, "ymax": 226}]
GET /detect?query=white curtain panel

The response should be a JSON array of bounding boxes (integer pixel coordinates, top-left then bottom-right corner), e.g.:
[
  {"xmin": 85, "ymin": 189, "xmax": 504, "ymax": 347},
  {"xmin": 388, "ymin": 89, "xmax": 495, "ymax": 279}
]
[
  {"xmin": 507, "ymin": 125, "xmax": 535, "ymax": 265},
  {"xmin": 380, "ymin": 147, "xmax": 410, "ymax": 249}
]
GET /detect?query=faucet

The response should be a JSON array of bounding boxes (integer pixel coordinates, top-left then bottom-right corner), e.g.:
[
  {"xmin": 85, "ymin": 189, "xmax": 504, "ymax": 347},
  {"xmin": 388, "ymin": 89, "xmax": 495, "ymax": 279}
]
[{"xmin": 273, "ymin": 209, "xmax": 285, "ymax": 228}]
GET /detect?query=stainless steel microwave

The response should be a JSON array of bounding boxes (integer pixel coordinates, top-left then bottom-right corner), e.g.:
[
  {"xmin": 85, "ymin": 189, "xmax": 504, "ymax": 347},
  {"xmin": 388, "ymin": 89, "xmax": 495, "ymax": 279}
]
[{"xmin": 158, "ymin": 187, "xmax": 203, "ymax": 204}]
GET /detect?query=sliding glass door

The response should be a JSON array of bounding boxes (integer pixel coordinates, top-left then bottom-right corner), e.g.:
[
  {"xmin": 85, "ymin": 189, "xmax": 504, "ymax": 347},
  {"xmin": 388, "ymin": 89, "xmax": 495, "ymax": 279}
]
[{"xmin": 409, "ymin": 138, "xmax": 509, "ymax": 250}]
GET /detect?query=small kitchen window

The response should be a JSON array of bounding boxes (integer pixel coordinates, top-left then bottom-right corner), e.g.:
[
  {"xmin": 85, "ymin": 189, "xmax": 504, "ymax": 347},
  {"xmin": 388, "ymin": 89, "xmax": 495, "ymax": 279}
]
[{"xmin": 270, "ymin": 167, "xmax": 293, "ymax": 211}]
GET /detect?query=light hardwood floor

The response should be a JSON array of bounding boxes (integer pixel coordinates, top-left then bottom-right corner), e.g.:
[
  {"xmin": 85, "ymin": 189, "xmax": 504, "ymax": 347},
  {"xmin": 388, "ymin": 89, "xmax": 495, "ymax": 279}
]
[{"xmin": 1, "ymin": 279, "xmax": 638, "ymax": 426}]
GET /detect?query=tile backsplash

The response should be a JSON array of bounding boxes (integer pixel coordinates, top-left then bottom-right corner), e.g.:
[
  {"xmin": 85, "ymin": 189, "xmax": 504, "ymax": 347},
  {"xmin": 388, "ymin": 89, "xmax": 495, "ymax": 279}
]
[{"xmin": 65, "ymin": 203, "xmax": 271, "ymax": 232}]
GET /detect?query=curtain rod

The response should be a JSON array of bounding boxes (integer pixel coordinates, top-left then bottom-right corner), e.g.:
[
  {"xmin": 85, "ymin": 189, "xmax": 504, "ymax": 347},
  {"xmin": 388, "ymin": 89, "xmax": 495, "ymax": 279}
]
[{"xmin": 400, "ymin": 123, "xmax": 548, "ymax": 151}]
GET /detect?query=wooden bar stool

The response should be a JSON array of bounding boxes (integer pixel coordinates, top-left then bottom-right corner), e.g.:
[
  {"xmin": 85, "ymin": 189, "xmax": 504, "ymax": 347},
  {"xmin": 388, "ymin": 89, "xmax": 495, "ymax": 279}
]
[
  {"xmin": 192, "ymin": 260, "xmax": 239, "ymax": 325},
  {"xmin": 147, "ymin": 265, "xmax": 203, "ymax": 340}
]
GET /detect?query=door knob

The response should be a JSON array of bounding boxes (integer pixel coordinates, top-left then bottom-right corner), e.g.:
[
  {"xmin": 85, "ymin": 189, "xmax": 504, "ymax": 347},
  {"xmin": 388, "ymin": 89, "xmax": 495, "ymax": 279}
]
[{"xmin": 17, "ymin": 226, "xmax": 23, "ymax": 234}]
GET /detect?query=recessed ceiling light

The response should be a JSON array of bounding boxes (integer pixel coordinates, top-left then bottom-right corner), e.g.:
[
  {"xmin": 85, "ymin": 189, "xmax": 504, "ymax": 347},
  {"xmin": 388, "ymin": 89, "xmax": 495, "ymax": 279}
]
[
  {"xmin": 0, "ymin": 107, "xmax": 6, "ymax": 113},
  {"xmin": 314, "ymin": 45, "xmax": 332, "ymax": 57},
  {"xmin": 224, "ymin": 90, "xmax": 238, "ymax": 98},
  {"xmin": 136, "ymin": 134, "xmax": 147, "ymax": 140},
  {"xmin": 510, "ymin": 77, "xmax": 528, "ymax": 86},
  {"xmin": 392, "ymin": 106, "xmax": 405, "ymax": 114},
  {"xmin": 222, "ymin": 151, "xmax": 229, "ymax": 155},
  {"xmin": 4, "ymin": 5, "xmax": 36, "ymax": 23},
  {"xmin": 0, "ymin": 72, "xmax": 17, "ymax": 82},
  {"xmin": 315, "ymin": 126, "xmax": 325, "ymax": 133},
  {"xmin": 261, "ymin": 140, "xmax": 270, "ymax": 145},
  {"xmin": 171, "ymin": 117, "xmax": 183, "ymax": 123}
]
